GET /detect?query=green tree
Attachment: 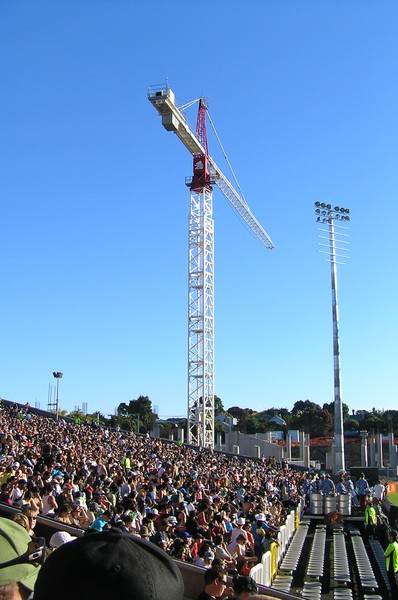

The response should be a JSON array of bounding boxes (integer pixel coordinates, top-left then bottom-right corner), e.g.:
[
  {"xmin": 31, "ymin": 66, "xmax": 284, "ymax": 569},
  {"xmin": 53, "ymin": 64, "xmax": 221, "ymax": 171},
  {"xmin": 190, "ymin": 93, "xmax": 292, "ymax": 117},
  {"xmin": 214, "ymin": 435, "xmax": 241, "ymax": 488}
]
[
  {"xmin": 214, "ymin": 395, "xmax": 225, "ymax": 416},
  {"xmin": 344, "ymin": 418, "xmax": 360, "ymax": 432},
  {"xmin": 323, "ymin": 401, "xmax": 350, "ymax": 422},
  {"xmin": 115, "ymin": 396, "xmax": 157, "ymax": 433},
  {"xmin": 292, "ymin": 400, "xmax": 333, "ymax": 437}
]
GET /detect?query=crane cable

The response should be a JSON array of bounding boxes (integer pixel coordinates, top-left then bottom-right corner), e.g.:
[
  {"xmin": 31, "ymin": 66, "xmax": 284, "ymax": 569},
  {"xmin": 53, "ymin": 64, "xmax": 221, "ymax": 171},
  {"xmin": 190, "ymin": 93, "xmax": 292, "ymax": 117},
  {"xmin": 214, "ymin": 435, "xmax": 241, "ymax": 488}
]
[{"xmin": 206, "ymin": 110, "xmax": 249, "ymax": 207}]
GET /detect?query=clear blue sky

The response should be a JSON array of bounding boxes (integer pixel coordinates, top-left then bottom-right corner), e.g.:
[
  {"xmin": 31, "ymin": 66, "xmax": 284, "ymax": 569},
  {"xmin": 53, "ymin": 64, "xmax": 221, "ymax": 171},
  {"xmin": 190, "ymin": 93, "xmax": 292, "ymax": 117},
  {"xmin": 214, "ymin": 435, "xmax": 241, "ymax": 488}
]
[{"xmin": 1, "ymin": 1, "xmax": 397, "ymax": 419}]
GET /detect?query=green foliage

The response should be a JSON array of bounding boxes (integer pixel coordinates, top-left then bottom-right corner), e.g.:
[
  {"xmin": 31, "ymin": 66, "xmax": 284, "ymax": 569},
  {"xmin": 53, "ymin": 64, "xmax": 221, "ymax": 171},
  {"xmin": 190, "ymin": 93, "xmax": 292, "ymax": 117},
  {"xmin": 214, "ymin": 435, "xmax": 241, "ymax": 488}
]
[
  {"xmin": 323, "ymin": 401, "xmax": 350, "ymax": 422},
  {"xmin": 115, "ymin": 395, "xmax": 157, "ymax": 433},
  {"xmin": 291, "ymin": 400, "xmax": 333, "ymax": 437},
  {"xmin": 344, "ymin": 418, "xmax": 360, "ymax": 431},
  {"xmin": 214, "ymin": 395, "xmax": 225, "ymax": 416}
]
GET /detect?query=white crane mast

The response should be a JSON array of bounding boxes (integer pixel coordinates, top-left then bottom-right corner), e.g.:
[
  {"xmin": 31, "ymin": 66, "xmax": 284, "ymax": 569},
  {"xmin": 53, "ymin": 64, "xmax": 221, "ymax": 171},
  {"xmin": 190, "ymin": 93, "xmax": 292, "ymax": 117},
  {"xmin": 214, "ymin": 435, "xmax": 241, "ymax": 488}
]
[{"xmin": 148, "ymin": 84, "xmax": 274, "ymax": 448}]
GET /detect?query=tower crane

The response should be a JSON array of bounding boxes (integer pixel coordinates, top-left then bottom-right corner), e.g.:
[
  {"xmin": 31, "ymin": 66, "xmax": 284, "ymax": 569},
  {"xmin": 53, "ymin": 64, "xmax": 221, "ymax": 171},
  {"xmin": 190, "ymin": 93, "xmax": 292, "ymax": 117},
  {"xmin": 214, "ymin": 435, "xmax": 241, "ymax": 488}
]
[{"xmin": 148, "ymin": 84, "xmax": 275, "ymax": 449}]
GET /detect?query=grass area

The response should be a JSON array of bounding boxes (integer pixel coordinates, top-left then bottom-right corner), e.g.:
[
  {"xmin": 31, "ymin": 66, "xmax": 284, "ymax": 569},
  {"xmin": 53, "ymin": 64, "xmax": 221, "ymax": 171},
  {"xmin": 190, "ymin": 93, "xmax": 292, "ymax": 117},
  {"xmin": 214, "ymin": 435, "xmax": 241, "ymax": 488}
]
[{"xmin": 387, "ymin": 492, "xmax": 398, "ymax": 506}]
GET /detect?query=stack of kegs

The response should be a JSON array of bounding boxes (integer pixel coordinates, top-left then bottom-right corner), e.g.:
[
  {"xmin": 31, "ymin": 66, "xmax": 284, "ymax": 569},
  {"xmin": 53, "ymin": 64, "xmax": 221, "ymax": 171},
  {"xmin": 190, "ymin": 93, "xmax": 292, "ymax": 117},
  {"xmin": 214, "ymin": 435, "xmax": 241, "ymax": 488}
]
[
  {"xmin": 336, "ymin": 494, "xmax": 351, "ymax": 516},
  {"xmin": 310, "ymin": 493, "xmax": 324, "ymax": 515},
  {"xmin": 324, "ymin": 494, "xmax": 337, "ymax": 514}
]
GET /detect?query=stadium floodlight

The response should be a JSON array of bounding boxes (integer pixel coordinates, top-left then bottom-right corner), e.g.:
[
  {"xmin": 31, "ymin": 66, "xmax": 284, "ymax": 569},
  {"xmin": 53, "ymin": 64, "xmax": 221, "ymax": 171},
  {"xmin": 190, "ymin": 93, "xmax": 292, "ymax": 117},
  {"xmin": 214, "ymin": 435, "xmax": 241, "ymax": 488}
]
[
  {"xmin": 314, "ymin": 203, "xmax": 351, "ymax": 474},
  {"xmin": 52, "ymin": 371, "xmax": 63, "ymax": 421}
]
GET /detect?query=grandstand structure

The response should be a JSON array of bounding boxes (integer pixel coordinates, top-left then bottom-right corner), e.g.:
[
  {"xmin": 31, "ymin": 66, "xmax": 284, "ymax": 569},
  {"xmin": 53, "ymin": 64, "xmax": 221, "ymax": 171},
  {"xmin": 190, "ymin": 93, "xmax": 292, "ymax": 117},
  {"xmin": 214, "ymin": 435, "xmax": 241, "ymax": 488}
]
[{"xmin": 0, "ymin": 398, "xmax": 397, "ymax": 599}]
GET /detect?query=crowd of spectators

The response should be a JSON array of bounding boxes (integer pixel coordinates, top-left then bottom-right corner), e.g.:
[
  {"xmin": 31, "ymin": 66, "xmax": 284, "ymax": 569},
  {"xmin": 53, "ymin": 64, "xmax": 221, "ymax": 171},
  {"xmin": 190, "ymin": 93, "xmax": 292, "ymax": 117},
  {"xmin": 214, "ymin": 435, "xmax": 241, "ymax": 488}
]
[{"xmin": 0, "ymin": 402, "xmax": 305, "ymax": 574}]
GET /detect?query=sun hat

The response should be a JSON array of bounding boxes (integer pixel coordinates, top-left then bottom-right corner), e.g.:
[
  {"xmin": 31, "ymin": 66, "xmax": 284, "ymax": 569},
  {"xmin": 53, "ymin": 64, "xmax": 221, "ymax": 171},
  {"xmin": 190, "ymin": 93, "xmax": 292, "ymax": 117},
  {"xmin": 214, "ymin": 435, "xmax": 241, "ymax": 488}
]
[
  {"xmin": 236, "ymin": 517, "xmax": 246, "ymax": 525},
  {"xmin": 34, "ymin": 529, "xmax": 184, "ymax": 600},
  {"xmin": 49, "ymin": 530, "xmax": 77, "ymax": 549},
  {"xmin": 0, "ymin": 517, "xmax": 42, "ymax": 592},
  {"xmin": 254, "ymin": 512, "xmax": 266, "ymax": 522}
]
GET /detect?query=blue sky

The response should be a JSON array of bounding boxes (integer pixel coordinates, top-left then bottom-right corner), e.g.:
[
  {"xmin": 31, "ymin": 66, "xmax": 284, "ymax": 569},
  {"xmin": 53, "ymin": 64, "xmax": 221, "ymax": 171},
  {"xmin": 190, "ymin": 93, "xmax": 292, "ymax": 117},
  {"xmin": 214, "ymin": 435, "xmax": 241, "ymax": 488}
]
[{"xmin": 1, "ymin": 1, "xmax": 397, "ymax": 419}]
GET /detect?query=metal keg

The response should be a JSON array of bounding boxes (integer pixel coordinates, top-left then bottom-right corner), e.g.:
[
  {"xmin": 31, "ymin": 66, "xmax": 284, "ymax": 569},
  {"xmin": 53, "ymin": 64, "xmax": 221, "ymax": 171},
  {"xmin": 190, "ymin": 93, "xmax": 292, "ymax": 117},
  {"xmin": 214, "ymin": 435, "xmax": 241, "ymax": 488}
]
[
  {"xmin": 336, "ymin": 493, "xmax": 351, "ymax": 516},
  {"xmin": 324, "ymin": 494, "xmax": 336, "ymax": 514},
  {"xmin": 310, "ymin": 493, "xmax": 324, "ymax": 515}
]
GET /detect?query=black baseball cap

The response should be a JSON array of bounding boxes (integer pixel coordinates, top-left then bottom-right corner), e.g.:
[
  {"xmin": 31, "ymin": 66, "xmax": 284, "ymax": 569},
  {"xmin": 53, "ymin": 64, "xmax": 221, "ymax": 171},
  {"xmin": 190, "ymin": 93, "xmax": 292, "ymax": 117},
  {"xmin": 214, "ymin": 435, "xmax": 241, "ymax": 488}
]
[
  {"xmin": 232, "ymin": 575, "xmax": 258, "ymax": 594},
  {"xmin": 34, "ymin": 529, "xmax": 184, "ymax": 600}
]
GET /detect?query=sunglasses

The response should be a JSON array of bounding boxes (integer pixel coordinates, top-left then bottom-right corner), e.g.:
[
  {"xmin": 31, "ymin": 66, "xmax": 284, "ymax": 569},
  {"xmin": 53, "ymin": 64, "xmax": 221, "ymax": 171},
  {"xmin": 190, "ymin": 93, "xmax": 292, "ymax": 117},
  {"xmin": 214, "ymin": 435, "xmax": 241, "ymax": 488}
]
[
  {"xmin": 0, "ymin": 531, "xmax": 46, "ymax": 569},
  {"xmin": 218, "ymin": 578, "xmax": 228, "ymax": 585}
]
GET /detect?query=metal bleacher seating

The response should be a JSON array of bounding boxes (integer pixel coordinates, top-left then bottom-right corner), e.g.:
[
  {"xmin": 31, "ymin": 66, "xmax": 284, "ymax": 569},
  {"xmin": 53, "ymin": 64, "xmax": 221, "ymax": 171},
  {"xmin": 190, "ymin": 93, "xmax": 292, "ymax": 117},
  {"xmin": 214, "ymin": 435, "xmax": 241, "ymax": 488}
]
[
  {"xmin": 349, "ymin": 530, "xmax": 378, "ymax": 592},
  {"xmin": 368, "ymin": 538, "xmax": 391, "ymax": 594},
  {"xmin": 333, "ymin": 529, "xmax": 351, "ymax": 586},
  {"xmin": 306, "ymin": 524, "xmax": 327, "ymax": 580}
]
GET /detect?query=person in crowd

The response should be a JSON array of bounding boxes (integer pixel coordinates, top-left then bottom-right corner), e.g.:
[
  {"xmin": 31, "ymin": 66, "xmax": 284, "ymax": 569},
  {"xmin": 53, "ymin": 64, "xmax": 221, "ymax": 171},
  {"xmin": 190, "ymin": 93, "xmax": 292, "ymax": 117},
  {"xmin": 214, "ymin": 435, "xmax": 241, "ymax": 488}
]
[
  {"xmin": 336, "ymin": 477, "xmax": 348, "ymax": 495},
  {"xmin": 54, "ymin": 504, "xmax": 74, "ymax": 525},
  {"xmin": 34, "ymin": 529, "xmax": 184, "ymax": 600},
  {"xmin": 11, "ymin": 513, "xmax": 31, "ymax": 535},
  {"xmin": 229, "ymin": 575, "xmax": 258, "ymax": 600},
  {"xmin": 363, "ymin": 500, "xmax": 377, "ymax": 539},
  {"xmin": 0, "ymin": 517, "xmax": 42, "ymax": 600},
  {"xmin": 49, "ymin": 530, "xmax": 77, "ymax": 550},
  {"xmin": 89, "ymin": 509, "xmax": 111, "ymax": 532},
  {"xmin": 319, "ymin": 473, "xmax": 335, "ymax": 495},
  {"xmin": 384, "ymin": 529, "xmax": 398, "ymax": 593},
  {"xmin": 196, "ymin": 566, "xmax": 233, "ymax": 600},
  {"xmin": 372, "ymin": 479, "xmax": 385, "ymax": 503},
  {"xmin": 356, "ymin": 473, "xmax": 370, "ymax": 511}
]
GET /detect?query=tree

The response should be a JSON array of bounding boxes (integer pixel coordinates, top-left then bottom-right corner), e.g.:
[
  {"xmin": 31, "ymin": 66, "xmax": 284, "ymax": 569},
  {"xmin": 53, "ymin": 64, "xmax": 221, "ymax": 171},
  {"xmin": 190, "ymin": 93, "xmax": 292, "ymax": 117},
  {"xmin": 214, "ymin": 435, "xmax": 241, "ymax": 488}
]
[
  {"xmin": 115, "ymin": 395, "xmax": 157, "ymax": 433},
  {"xmin": 344, "ymin": 418, "xmax": 360, "ymax": 432},
  {"xmin": 214, "ymin": 395, "xmax": 225, "ymax": 416},
  {"xmin": 322, "ymin": 401, "xmax": 350, "ymax": 422},
  {"xmin": 291, "ymin": 400, "xmax": 333, "ymax": 437}
]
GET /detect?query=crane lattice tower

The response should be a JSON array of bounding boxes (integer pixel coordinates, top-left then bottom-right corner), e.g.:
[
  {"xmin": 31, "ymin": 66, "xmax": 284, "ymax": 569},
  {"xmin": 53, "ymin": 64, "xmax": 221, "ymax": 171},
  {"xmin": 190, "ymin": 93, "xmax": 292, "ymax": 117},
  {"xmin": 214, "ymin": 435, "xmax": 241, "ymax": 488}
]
[{"xmin": 148, "ymin": 85, "xmax": 275, "ymax": 448}]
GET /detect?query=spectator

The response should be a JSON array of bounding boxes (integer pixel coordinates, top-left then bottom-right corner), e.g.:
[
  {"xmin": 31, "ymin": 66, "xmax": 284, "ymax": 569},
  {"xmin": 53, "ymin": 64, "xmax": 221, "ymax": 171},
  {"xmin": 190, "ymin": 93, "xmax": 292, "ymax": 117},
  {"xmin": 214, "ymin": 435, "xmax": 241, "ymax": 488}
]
[
  {"xmin": 34, "ymin": 529, "xmax": 184, "ymax": 600},
  {"xmin": 89, "ymin": 509, "xmax": 111, "ymax": 532},
  {"xmin": 356, "ymin": 473, "xmax": 370, "ymax": 511},
  {"xmin": 49, "ymin": 530, "xmax": 77, "ymax": 550},
  {"xmin": 384, "ymin": 529, "xmax": 398, "ymax": 593},
  {"xmin": 372, "ymin": 480, "xmax": 385, "ymax": 503},
  {"xmin": 364, "ymin": 501, "xmax": 377, "ymax": 539},
  {"xmin": 196, "ymin": 567, "xmax": 233, "ymax": 600},
  {"xmin": 230, "ymin": 574, "xmax": 258, "ymax": 599},
  {"xmin": 0, "ymin": 517, "xmax": 42, "ymax": 600}
]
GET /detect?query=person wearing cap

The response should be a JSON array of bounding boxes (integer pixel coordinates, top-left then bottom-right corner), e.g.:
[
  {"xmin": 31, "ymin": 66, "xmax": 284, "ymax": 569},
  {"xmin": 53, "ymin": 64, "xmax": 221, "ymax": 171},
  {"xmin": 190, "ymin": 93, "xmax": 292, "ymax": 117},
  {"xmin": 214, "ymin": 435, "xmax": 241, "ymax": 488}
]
[
  {"xmin": 49, "ymin": 531, "xmax": 77, "ymax": 550},
  {"xmin": 0, "ymin": 517, "xmax": 43, "ymax": 600},
  {"xmin": 228, "ymin": 574, "xmax": 258, "ymax": 600},
  {"xmin": 384, "ymin": 529, "xmax": 398, "ymax": 591},
  {"xmin": 34, "ymin": 528, "xmax": 184, "ymax": 600},
  {"xmin": 195, "ymin": 549, "xmax": 215, "ymax": 568},
  {"xmin": 230, "ymin": 517, "xmax": 247, "ymax": 544},
  {"xmin": 196, "ymin": 566, "xmax": 233, "ymax": 600}
]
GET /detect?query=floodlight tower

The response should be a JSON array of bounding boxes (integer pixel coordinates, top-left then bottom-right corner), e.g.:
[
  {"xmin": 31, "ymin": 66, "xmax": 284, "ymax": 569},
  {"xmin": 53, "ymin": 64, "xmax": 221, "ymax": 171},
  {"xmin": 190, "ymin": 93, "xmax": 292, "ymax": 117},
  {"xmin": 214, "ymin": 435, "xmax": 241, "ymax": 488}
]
[
  {"xmin": 148, "ymin": 84, "xmax": 275, "ymax": 448},
  {"xmin": 52, "ymin": 371, "xmax": 63, "ymax": 421},
  {"xmin": 315, "ymin": 202, "xmax": 350, "ymax": 473}
]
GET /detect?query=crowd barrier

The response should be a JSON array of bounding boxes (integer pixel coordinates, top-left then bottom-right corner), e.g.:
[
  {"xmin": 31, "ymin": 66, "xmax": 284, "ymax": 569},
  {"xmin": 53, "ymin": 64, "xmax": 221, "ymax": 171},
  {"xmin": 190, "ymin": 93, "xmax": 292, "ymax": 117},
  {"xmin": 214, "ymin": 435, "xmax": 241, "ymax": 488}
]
[{"xmin": 250, "ymin": 499, "xmax": 305, "ymax": 587}]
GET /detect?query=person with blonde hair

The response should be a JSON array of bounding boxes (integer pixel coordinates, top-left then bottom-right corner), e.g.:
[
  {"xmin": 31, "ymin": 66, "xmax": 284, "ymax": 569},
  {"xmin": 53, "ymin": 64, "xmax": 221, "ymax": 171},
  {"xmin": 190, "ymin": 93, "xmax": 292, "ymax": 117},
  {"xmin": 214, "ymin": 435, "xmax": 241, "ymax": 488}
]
[{"xmin": 11, "ymin": 514, "xmax": 30, "ymax": 535}]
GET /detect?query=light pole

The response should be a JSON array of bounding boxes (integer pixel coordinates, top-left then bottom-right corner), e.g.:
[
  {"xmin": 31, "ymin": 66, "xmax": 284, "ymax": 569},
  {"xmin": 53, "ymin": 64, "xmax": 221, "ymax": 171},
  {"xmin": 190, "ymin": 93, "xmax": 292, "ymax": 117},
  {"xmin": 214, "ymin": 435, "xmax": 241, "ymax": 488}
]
[
  {"xmin": 315, "ymin": 202, "xmax": 350, "ymax": 474},
  {"xmin": 52, "ymin": 371, "xmax": 63, "ymax": 421}
]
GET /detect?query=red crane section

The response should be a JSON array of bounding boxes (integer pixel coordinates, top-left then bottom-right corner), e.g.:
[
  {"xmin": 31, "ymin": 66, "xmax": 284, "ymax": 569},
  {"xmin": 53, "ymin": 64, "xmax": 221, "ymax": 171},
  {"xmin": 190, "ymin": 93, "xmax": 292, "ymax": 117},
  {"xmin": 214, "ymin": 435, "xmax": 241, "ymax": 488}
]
[{"xmin": 190, "ymin": 98, "xmax": 212, "ymax": 193}]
